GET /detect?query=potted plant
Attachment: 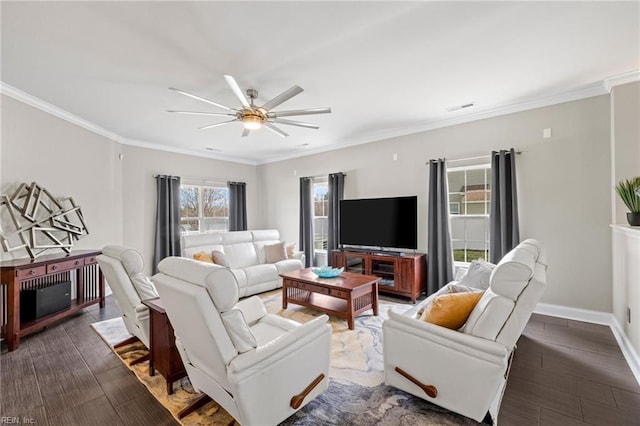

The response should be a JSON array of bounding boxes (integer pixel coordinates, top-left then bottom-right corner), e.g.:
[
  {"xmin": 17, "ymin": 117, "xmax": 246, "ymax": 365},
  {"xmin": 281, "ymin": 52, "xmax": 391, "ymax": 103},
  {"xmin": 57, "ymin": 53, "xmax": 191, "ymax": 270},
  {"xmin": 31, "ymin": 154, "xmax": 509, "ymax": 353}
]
[{"xmin": 615, "ymin": 177, "xmax": 640, "ymax": 226}]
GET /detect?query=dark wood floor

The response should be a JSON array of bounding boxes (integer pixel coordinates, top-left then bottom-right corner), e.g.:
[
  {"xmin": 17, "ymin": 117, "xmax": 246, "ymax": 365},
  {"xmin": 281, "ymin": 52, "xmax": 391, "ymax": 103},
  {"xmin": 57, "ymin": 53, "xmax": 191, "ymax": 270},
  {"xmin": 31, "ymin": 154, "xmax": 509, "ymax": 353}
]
[{"xmin": 2, "ymin": 297, "xmax": 639, "ymax": 425}]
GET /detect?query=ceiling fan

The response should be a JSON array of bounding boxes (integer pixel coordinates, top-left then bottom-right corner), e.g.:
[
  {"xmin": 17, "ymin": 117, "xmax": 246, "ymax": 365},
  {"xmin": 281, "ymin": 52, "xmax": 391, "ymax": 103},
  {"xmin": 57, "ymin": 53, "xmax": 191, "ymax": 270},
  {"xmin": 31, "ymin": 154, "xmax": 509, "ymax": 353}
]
[{"xmin": 167, "ymin": 75, "xmax": 331, "ymax": 137}]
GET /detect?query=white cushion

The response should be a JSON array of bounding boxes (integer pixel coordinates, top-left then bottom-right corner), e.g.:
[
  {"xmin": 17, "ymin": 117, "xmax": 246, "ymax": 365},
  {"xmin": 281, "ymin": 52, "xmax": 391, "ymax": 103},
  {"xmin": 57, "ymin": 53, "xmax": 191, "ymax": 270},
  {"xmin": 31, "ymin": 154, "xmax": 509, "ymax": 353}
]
[
  {"xmin": 274, "ymin": 259, "xmax": 304, "ymax": 274},
  {"xmin": 244, "ymin": 264, "xmax": 279, "ymax": 286},
  {"xmin": 251, "ymin": 229, "xmax": 281, "ymax": 242},
  {"xmin": 224, "ymin": 243, "xmax": 259, "ymax": 269},
  {"xmin": 204, "ymin": 268, "xmax": 240, "ymax": 312},
  {"xmin": 253, "ymin": 239, "xmax": 282, "ymax": 264},
  {"xmin": 131, "ymin": 273, "xmax": 159, "ymax": 300},
  {"xmin": 458, "ymin": 259, "xmax": 495, "ymax": 290},
  {"xmin": 462, "ymin": 289, "xmax": 515, "ymax": 340},
  {"xmin": 102, "ymin": 245, "xmax": 144, "ymax": 275},
  {"xmin": 221, "ymin": 309, "xmax": 258, "ymax": 353},
  {"xmin": 230, "ymin": 269, "xmax": 248, "ymax": 288},
  {"xmin": 221, "ymin": 231, "xmax": 253, "ymax": 245},
  {"xmin": 489, "ymin": 252, "xmax": 535, "ymax": 300}
]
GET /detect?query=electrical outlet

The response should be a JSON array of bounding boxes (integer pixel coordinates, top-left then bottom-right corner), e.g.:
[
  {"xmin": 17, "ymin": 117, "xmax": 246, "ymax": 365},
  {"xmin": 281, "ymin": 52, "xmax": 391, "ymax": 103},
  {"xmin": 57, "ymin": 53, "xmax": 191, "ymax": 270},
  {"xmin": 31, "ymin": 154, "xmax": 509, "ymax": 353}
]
[{"xmin": 627, "ymin": 307, "xmax": 631, "ymax": 324}]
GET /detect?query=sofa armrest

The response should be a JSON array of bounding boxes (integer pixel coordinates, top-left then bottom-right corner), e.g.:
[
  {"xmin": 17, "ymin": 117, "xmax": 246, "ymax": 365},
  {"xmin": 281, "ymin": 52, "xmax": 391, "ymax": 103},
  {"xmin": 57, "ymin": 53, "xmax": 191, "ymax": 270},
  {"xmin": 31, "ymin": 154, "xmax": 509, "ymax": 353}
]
[
  {"xmin": 228, "ymin": 315, "xmax": 330, "ymax": 375},
  {"xmin": 234, "ymin": 296, "xmax": 267, "ymax": 325}
]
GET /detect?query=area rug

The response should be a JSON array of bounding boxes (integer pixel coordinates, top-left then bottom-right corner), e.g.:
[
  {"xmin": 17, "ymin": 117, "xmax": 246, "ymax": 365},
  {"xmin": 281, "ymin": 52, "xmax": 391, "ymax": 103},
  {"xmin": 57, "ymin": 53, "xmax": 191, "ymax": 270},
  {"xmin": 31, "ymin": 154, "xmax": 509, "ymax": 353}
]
[{"xmin": 92, "ymin": 291, "xmax": 480, "ymax": 425}]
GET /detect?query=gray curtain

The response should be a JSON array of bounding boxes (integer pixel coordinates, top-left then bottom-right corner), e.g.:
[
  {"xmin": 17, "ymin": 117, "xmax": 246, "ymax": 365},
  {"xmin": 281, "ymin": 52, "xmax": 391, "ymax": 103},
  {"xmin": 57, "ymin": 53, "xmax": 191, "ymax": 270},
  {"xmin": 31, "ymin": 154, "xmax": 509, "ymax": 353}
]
[
  {"xmin": 327, "ymin": 172, "xmax": 345, "ymax": 265},
  {"xmin": 427, "ymin": 159, "xmax": 454, "ymax": 295},
  {"xmin": 228, "ymin": 181, "xmax": 247, "ymax": 231},
  {"xmin": 299, "ymin": 177, "xmax": 314, "ymax": 267},
  {"xmin": 153, "ymin": 175, "xmax": 181, "ymax": 274},
  {"xmin": 490, "ymin": 148, "xmax": 520, "ymax": 263}
]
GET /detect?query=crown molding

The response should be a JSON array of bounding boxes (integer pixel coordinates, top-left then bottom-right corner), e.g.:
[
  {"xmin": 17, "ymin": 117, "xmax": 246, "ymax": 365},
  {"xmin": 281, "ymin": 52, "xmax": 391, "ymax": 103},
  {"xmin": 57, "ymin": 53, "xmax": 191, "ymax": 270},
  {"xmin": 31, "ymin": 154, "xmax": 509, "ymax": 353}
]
[
  {"xmin": 258, "ymin": 81, "xmax": 608, "ymax": 164},
  {"xmin": 603, "ymin": 69, "xmax": 640, "ymax": 93},
  {"xmin": 0, "ymin": 81, "xmax": 257, "ymax": 166},
  {"xmin": 1, "ymin": 75, "xmax": 631, "ymax": 166},
  {"xmin": 1, "ymin": 81, "xmax": 124, "ymax": 143},
  {"xmin": 123, "ymin": 138, "xmax": 257, "ymax": 166}
]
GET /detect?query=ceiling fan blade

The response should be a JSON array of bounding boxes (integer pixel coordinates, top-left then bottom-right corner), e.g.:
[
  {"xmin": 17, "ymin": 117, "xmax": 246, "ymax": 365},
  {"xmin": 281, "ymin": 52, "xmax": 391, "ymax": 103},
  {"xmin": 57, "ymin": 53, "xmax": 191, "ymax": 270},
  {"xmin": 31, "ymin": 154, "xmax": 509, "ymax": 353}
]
[
  {"xmin": 271, "ymin": 118, "xmax": 320, "ymax": 129},
  {"xmin": 261, "ymin": 85, "xmax": 304, "ymax": 111},
  {"xmin": 241, "ymin": 128, "xmax": 251, "ymax": 138},
  {"xmin": 167, "ymin": 110, "xmax": 236, "ymax": 117},
  {"xmin": 169, "ymin": 87, "xmax": 235, "ymax": 111},
  {"xmin": 198, "ymin": 119, "xmax": 238, "ymax": 130},
  {"xmin": 267, "ymin": 107, "xmax": 331, "ymax": 118},
  {"xmin": 224, "ymin": 75, "xmax": 251, "ymax": 108},
  {"xmin": 264, "ymin": 122, "xmax": 288, "ymax": 137}
]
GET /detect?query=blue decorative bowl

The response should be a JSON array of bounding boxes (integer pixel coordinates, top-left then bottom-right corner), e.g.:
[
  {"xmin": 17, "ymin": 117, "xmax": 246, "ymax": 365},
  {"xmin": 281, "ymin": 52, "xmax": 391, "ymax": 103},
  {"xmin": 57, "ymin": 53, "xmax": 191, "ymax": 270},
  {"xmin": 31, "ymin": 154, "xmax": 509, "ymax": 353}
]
[{"xmin": 312, "ymin": 267, "xmax": 344, "ymax": 278}]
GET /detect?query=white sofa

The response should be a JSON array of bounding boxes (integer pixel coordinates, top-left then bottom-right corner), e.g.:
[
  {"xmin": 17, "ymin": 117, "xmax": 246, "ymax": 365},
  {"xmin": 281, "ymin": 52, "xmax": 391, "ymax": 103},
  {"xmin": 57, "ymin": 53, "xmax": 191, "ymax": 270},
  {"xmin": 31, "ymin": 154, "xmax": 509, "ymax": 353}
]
[
  {"xmin": 383, "ymin": 239, "xmax": 547, "ymax": 423},
  {"xmin": 181, "ymin": 229, "xmax": 304, "ymax": 297},
  {"xmin": 152, "ymin": 257, "xmax": 331, "ymax": 426}
]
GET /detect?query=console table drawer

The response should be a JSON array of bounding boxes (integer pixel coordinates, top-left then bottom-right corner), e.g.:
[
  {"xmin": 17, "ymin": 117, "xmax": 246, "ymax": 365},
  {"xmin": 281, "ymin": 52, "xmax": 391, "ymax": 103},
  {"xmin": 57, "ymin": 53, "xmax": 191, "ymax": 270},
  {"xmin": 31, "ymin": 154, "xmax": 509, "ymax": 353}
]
[
  {"xmin": 329, "ymin": 288, "xmax": 349, "ymax": 299},
  {"xmin": 85, "ymin": 255, "xmax": 98, "ymax": 265},
  {"xmin": 47, "ymin": 258, "xmax": 85, "ymax": 274},
  {"xmin": 287, "ymin": 280, "xmax": 329, "ymax": 295},
  {"xmin": 16, "ymin": 266, "xmax": 46, "ymax": 279}
]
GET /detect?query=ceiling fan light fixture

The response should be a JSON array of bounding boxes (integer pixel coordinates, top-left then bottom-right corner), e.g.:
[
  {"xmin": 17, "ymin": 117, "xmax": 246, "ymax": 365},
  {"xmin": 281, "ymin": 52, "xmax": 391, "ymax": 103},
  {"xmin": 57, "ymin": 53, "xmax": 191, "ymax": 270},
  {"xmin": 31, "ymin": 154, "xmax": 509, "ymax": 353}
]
[{"xmin": 242, "ymin": 113, "xmax": 264, "ymax": 130}]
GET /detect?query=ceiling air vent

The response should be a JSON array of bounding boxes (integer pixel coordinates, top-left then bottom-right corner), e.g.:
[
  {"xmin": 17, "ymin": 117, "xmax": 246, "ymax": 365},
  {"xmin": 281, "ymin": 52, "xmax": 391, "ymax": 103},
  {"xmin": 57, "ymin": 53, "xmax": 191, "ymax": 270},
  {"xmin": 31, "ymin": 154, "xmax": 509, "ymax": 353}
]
[{"xmin": 446, "ymin": 102, "xmax": 475, "ymax": 112}]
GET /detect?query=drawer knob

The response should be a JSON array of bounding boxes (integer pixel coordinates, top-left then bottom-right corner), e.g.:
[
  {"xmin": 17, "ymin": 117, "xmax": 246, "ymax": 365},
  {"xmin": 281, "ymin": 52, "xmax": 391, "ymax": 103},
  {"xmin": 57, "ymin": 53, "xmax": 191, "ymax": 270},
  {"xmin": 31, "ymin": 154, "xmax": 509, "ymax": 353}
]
[
  {"xmin": 52, "ymin": 265, "xmax": 57, "ymax": 270},
  {"xmin": 75, "ymin": 261, "xmax": 79, "ymax": 265},
  {"xmin": 29, "ymin": 270, "xmax": 35, "ymax": 276}
]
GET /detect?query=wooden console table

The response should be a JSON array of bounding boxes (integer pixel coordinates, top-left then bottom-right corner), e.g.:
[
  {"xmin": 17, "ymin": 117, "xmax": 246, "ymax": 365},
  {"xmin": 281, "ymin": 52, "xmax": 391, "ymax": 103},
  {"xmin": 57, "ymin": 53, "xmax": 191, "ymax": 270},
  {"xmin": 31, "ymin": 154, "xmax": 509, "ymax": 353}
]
[
  {"xmin": 331, "ymin": 250, "xmax": 427, "ymax": 303},
  {"xmin": 142, "ymin": 297, "xmax": 187, "ymax": 394},
  {"xmin": 0, "ymin": 250, "xmax": 104, "ymax": 351}
]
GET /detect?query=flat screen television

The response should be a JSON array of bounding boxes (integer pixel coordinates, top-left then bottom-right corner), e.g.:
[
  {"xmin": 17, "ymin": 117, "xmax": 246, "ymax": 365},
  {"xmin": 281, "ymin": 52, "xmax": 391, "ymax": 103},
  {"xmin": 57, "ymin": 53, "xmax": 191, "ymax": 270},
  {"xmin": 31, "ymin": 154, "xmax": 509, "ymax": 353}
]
[{"xmin": 339, "ymin": 196, "xmax": 417, "ymax": 250}]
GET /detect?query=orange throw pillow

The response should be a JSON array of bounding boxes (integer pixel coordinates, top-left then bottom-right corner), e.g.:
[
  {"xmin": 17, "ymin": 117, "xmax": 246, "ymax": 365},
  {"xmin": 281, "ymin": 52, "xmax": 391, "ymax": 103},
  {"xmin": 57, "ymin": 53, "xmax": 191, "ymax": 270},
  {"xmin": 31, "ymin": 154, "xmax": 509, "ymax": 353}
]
[
  {"xmin": 420, "ymin": 291, "xmax": 484, "ymax": 330},
  {"xmin": 193, "ymin": 252, "xmax": 214, "ymax": 263}
]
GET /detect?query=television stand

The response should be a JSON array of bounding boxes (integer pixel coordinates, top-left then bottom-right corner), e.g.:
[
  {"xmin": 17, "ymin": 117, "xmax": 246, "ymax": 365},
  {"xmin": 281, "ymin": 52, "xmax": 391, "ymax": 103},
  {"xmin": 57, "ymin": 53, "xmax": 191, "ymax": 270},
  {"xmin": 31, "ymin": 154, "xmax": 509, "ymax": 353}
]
[{"xmin": 331, "ymin": 250, "xmax": 427, "ymax": 303}]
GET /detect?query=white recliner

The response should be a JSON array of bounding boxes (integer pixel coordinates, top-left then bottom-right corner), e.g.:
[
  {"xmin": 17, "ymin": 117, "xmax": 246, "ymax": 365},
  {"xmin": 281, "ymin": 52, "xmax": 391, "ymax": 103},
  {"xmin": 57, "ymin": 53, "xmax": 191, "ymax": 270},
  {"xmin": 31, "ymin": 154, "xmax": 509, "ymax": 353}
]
[
  {"xmin": 152, "ymin": 257, "xmax": 332, "ymax": 426},
  {"xmin": 383, "ymin": 239, "xmax": 547, "ymax": 423},
  {"xmin": 97, "ymin": 246, "xmax": 159, "ymax": 356}
]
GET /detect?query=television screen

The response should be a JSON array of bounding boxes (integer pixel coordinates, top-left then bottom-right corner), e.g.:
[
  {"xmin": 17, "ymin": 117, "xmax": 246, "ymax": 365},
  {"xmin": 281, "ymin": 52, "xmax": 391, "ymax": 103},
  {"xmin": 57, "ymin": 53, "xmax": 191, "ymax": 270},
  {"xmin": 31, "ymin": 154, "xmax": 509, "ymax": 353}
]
[{"xmin": 339, "ymin": 196, "xmax": 417, "ymax": 250}]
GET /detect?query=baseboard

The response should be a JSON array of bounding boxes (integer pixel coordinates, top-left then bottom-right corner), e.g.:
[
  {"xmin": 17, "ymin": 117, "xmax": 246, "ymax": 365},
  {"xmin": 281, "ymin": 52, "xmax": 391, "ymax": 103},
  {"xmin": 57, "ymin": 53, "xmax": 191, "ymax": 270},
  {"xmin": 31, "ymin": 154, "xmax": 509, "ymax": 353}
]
[{"xmin": 534, "ymin": 303, "xmax": 640, "ymax": 386}]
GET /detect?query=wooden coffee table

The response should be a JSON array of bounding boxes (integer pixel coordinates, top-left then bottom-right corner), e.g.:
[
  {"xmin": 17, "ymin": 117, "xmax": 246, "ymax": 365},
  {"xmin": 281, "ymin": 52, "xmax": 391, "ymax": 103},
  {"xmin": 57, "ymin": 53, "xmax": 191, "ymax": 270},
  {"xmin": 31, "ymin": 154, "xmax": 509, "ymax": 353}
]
[{"xmin": 280, "ymin": 268, "xmax": 380, "ymax": 330}]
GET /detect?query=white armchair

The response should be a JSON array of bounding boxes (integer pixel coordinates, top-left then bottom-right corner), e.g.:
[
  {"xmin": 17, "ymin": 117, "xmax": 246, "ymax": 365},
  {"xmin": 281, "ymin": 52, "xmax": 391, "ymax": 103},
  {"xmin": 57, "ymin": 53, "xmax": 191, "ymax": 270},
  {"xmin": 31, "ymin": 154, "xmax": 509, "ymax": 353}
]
[
  {"xmin": 152, "ymin": 257, "xmax": 332, "ymax": 426},
  {"xmin": 383, "ymin": 239, "xmax": 547, "ymax": 423},
  {"xmin": 97, "ymin": 245, "xmax": 159, "ymax": 363}
]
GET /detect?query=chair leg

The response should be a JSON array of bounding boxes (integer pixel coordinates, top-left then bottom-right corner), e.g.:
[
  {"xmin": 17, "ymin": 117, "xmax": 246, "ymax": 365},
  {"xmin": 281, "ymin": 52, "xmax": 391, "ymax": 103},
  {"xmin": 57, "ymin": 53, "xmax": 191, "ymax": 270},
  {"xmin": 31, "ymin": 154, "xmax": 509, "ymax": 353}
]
[{"xmin": 178, "ymin": 394, "xmax": 212, "ymax": 419}]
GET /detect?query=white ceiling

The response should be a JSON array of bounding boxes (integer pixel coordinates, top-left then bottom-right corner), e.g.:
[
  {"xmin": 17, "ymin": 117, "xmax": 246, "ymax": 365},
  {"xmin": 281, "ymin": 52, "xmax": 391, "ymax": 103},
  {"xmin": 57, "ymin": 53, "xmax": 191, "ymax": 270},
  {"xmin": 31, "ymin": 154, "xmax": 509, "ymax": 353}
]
[{"xmin": 2, "ymin": 1, "xmax": 639, "ymax": 165}]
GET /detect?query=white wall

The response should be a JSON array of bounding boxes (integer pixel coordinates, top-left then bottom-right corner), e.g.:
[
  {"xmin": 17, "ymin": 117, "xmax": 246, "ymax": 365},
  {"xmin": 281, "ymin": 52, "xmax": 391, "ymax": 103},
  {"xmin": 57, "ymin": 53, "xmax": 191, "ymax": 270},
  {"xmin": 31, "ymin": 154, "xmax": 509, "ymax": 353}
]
[
  {"xmin": 0, "ymin": 92, "xmax": 618, "ymax": 313},
  {"xmin": 0, "ymin": 94, "xmax": 124, "ymax": 260},
  {"xmin": 611, "ymin": 81, "xmax": 640, "ymax": 224},
  {"xmin": 121, "ymin": 145, "xmax": 258, "ymax": 275},
  {"xmin": 259, "ymin": 96, "xmax": 613, "ymax": 312},
  {"xmin": 0, "ymin": 96, "xmax": 258, "ymax": 277}
]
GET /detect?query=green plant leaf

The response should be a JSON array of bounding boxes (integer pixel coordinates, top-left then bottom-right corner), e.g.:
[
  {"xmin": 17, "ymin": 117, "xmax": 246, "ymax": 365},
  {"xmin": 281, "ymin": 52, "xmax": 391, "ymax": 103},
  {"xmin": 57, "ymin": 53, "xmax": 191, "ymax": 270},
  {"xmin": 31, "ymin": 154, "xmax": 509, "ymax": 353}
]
[{"xmin": 615, "ymin": 176, "xmax": 640, "ymax": 213}]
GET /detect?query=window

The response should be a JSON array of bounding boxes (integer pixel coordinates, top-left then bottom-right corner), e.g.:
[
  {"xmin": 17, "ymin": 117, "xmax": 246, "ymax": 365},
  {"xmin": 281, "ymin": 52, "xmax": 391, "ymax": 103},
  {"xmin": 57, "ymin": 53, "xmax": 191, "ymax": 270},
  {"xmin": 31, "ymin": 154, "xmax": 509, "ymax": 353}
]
[
  {"xmin": 180, "ymin": 184, "xmax": 229, "ymax": 234},
  {"xmin": 447, "ymin": 164, "xmax": 491, "ymax": 263},
  {"xmin": 313, "ymin": 178, "xmax": 329, "ymax": 251}
]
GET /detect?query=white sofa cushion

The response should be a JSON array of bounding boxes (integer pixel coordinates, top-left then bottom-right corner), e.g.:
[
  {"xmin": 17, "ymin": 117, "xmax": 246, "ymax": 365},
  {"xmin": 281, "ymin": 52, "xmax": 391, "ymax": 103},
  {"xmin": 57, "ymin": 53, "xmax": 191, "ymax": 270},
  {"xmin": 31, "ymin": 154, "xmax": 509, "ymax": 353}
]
[
  {"xmin": 244, "ymin": 264, "xmax": 279, "ymax": 286},
  {"xmin": 224, "ymin": 243, "xmax": 259, "ymax": 269},
  {"xmin": 462, "ymin": 289, "xmax": 515, "ymax": 339},
  {"xmin": 274, "ymin": 259, "xmax": 304, "ymax": 275},
  {"xmin": 131, "ymin": 273, "xmax": 159, "ymax": 300}
]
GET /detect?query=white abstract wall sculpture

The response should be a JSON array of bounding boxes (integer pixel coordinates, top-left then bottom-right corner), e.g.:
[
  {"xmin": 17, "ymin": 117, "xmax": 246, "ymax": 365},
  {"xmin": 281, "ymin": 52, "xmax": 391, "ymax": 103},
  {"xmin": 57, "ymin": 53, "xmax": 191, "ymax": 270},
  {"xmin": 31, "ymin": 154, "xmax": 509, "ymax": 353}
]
[{"xmin": 0, "ymin": 182, "xmax": 89, "ymax": 259}]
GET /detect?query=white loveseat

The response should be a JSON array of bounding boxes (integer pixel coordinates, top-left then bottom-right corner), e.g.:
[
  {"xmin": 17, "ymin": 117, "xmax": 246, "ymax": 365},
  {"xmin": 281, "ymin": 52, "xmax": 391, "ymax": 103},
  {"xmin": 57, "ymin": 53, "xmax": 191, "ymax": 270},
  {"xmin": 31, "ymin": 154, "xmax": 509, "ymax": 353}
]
[
  {"xmin": 181, "ymin": 229, "xmax": 303, "ymax": 297},
  {"xmin": 383, "ymin": 239, "xmax": 547, "ymax": 423}
]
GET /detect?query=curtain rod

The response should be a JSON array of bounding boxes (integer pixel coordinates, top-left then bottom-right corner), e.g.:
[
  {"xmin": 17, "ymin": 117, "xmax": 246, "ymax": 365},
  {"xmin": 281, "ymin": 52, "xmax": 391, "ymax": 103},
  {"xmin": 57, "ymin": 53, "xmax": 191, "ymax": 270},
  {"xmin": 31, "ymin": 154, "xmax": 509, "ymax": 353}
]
[
  {"xmin": 425, "ymin": 150, "xmax": 523, "ymax": 165},
  {"xmin": 152, "ymin": 174, "xmax": 228, "ymax": 185},
  {"xmin": 300, "ymin": 172, "xmax": 347, "ymax": 179}
]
